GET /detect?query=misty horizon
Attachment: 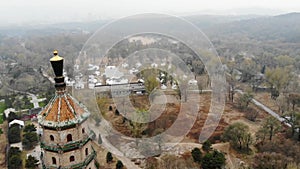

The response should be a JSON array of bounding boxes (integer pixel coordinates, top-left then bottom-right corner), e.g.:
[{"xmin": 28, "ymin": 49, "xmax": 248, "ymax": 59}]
[{"xmin": 1, "ymin": 0, "xmax": 300, "ymax": 27}]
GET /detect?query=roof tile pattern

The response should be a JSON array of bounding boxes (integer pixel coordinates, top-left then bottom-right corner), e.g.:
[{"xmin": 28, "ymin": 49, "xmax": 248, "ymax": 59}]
[{"xmin": 39, "ymin": 93, "xmax": 89, "ymax": 128}]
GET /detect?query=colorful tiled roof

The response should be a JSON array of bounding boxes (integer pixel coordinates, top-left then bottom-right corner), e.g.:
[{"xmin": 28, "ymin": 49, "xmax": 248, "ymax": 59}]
[{"xmin": 38, "ymin": 92, "xmax": 90, "ymax": 128}]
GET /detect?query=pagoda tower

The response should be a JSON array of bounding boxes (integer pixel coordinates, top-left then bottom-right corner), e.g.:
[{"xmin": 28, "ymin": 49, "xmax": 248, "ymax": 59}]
[{"xmin": 38, "ymin": 50, "xmax": 97, "ymax": 169}]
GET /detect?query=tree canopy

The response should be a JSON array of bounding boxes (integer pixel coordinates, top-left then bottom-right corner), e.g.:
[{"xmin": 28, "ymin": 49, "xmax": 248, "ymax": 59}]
[
  {"xmin": 116, "ymin": 160, "xmax": 124, "ymax": 169},
  {"xmin": 8, "ymin": 124, "xmax": 21, "ymax": 144},
  {"xmin": 106, "ymin": 152, "xmax": 113, "ymax": 163},
  {"xmin": 8, "ymin": 147, "xmax": 22, "ymax": 169},
  {"xmin": 223, "ymin": 122, "xmax": 252, "ymax": 151},
  {"xmin": 257, "ymin": 116, "xmax": 281, "ymax": 143},
  {"xmin": 191, "ymin": 147, "xmax": 202, "ymax": 163},
  {"xmin": 202, "ymin": 150, "xmax": 226, "ymax": 169},
  {"xmin": 25, "ymin": 155, "xmax": 39, "ymax": 169}
]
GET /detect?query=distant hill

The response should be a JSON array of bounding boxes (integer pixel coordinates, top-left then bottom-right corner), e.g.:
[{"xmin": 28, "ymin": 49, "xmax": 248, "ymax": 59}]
[
  {"xmin": 185, "ymin": 14, "xmax": 263, "ymax": 29},
  {"xmin": 202, "ymin": 12, "xmax": 300, "ymax": 43},
  {"xmin": 1, "ymin": 13, "xmax": 299, "ymax": 44},
  {"xmin": 0, "ymin": 20, "xmax": 108, "ymax": 37}
]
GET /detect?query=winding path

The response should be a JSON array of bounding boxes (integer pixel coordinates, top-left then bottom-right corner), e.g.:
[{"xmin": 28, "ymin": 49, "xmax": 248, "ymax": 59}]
[{"xmin": 7, "ymin": 88, "xmax": 45, "ymax": 109}]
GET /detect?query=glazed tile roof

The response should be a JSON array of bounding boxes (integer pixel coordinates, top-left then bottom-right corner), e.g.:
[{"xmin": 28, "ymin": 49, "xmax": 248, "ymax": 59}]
[{"xmin": 38, "ymin": 93, "xmax": 90, "ymax": 128}]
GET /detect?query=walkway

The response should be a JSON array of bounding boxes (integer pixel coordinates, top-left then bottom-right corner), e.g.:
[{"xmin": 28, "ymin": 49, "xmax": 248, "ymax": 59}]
[
  {"xmin": 235, "ymin": 90, "xmax": 289, "ymax": 126},
  {"xmin": 7, "ymin": 88, "xmax": 45, "ymax": 109},
  {"xmin": 191, "ymin": 89, "xmax": 290, "ymax": 127},
  {"xmin": 28, "ymin": 94, "xmax": 46, "ymax": 109}
]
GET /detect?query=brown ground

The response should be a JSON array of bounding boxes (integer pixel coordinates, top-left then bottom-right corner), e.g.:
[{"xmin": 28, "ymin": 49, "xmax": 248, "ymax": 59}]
[
  {"xmin": 99, "ymin": 92, "xmax": 269, "ymax": 142},
  {"xmin": 185, "ymin": 93, "xmax": 268, "ymax": 143},
  {"xmin": 97, "ymin": 92, "xmax": 275, "ymax": 168},
  {"xmin": 254, "ymin": 92, "xmax": 279, "ymax": 113},
  {"xmin": 100, "ymin": 94, "xmax": 181, "ymax": 138},
  {"xmin": 0, "ymin": 121, "xmax": 8, "ymax": 168}
]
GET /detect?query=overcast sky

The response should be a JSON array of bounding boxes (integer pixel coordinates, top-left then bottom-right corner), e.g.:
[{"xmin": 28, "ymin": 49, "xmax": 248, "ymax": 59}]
[{"xmin": 1, "ymin": 0, "xmax": 300, "ymax": 25}]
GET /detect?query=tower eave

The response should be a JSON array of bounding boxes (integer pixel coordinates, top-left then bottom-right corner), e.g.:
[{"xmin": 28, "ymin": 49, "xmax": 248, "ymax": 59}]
[{"xmin": 38, "ymin": 112, "xmax": 90, "ymax": 129}]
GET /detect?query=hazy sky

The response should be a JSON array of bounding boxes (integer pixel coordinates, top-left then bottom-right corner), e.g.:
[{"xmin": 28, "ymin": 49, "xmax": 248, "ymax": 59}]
[{"xmin": 1, "ymin": 0, "xmax": 300, "ymax": 25}]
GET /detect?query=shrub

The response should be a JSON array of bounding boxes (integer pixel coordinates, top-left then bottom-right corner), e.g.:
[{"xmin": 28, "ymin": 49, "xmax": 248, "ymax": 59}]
[
  {"xmin": 191, "ymin": 147, "xmax": 202, "ymax": 163},
  {"xmin": 106, "ymin": 152, "xmax": 113, "ymax": 163}
]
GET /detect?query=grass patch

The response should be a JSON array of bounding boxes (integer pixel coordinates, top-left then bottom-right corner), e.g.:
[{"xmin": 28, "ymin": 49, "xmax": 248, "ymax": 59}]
[
  {"xmin": 38, "ymin": 101, "xmax": 46, "ymax": 108},
  {"xmin": 0, "ymin": 102, "xmax": 6, "ymax": 114},
  {"xmin": 0, "ymin": 102, "xmax": 6, "ymax": 124}
]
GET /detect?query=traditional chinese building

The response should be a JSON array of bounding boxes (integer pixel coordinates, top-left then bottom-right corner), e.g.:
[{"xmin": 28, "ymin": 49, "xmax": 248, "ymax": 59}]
[{"xmin": 38, "ymin": 50, "xmax": 97, "ymax": 169}]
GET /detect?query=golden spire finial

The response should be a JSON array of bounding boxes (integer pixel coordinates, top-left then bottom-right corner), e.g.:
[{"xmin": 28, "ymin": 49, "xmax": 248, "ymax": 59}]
[
  {"xmin": 50, "ymin": 50, "xmax": 63, "ymax": 61},
  {"xmin": 53, "ymin": 50, "xmax": 58, "ymax": 56}
]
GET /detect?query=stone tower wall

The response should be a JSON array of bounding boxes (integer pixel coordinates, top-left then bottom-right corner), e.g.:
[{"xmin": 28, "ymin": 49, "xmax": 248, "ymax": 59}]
[
  {"xmin": 43, "ymin": 141, "xmax": 95, "ymax": 168},
  {"xmin": 42, "ymin": 124, "xmax": 88, "ymax": 144}
]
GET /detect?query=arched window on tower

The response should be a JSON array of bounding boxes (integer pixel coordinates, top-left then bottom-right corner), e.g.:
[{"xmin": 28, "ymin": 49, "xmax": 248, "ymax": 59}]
[
  {"xmin": 67, "ymin": 134, "xmax": 72, "ymax": 142},
  {"xmin": 82, "ymin": 128, "xmax": 85, "ymax": 134},
  {"xmin": 50, "ymin": 135, "xmax": 54, "ymax": 141},
  {"xmin": 52, "ymin": 157, "xmax": 56, "ymax": 165},
  {"xmin": 70, "ymin": 156, "xmax": 75, "ymax": 162},
  {"xmin": 85, "ymin": 148, "xmax": 88, "ymax": 156}
]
